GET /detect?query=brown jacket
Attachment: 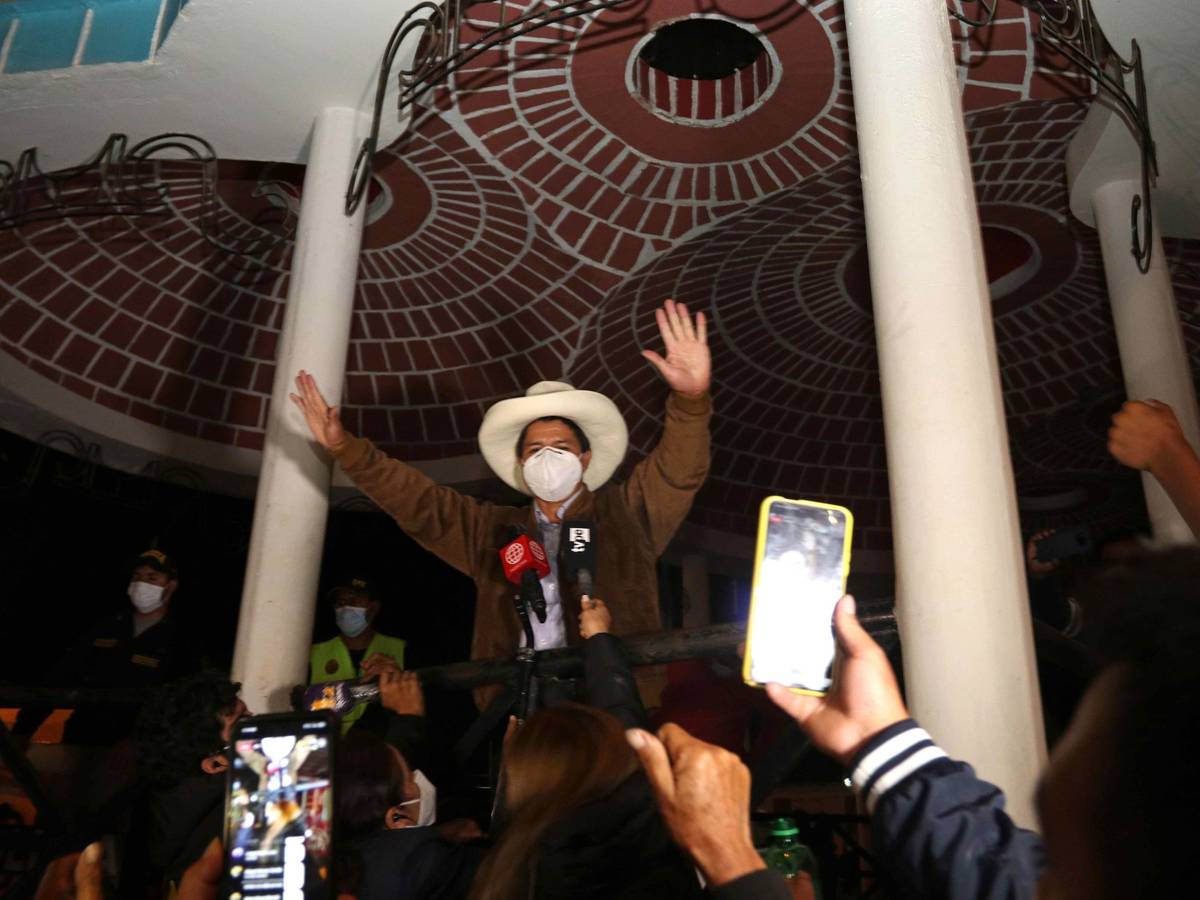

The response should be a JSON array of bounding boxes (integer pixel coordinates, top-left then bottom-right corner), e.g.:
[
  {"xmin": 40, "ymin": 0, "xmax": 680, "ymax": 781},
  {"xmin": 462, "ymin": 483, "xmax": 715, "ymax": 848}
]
[{"xmin": 331, "ymin": 391, "xmax": 712, "ymax": 697}]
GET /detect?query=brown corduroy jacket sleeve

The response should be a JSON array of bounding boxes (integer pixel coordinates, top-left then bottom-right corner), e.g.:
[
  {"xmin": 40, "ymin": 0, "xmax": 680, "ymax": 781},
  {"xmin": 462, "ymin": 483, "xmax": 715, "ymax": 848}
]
[
  {"xmin": 620, "ymin": 391, "xmax": 713, "ymax": 554},
  {"xmin": 331, "ymin": 435, "xmax": 491, "ymax": 578}
]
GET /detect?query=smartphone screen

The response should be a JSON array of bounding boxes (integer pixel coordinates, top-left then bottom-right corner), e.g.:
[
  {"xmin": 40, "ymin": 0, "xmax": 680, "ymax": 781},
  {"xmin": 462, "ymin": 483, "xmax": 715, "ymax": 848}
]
[
  {"xmin": 744, "ymin": 498, "xmax": 853, "ymax": 694},
  {"xmin": 225, "ymin": 713, "xmax": 334, "ymax": 900}
]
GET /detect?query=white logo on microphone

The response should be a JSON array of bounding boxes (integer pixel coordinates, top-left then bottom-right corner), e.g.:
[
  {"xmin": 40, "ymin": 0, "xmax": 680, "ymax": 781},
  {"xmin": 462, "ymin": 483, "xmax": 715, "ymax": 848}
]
[
  {"xmin": 568, "ymin": 527, "xmax": 591, "ymax": 553},
  {"xmin": 503, "ymin": 544, "xmax": 524, "ymax": 566},
  {"xmin": 530, "ymin": 542, "xmax": 546, "ymax": 563}
]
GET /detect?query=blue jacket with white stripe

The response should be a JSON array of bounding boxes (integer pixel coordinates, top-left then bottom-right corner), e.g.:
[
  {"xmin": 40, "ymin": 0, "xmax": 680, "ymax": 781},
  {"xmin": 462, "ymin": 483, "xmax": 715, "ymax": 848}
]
[{"xmin": 849, "ymin": 720, "xmax": 1046, "ymax": 900}]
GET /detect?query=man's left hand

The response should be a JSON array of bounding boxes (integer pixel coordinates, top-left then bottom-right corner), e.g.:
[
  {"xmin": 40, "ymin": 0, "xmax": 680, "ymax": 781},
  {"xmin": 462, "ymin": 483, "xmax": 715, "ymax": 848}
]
[{"xmin": 642, "ymin": 299, "xmax": 711, "ymax": 398}]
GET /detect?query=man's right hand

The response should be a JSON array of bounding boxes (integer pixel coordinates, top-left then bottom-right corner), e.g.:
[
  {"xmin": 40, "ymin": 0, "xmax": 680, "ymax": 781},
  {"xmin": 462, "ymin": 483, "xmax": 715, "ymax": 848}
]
[
  {"xmin": 289, "ymin": 370, "xmax": 346, "ymax": 452},
  {"xmin": 766, "ymin": 595, "xmax": 909, "ymax": 767}
]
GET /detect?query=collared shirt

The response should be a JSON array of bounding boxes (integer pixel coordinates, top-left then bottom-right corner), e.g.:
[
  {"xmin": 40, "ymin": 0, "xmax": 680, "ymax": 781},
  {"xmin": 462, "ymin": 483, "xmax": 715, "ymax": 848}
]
[{"xmin": 525, "ymin": 489, "xmax": 582, "ymax": 650}]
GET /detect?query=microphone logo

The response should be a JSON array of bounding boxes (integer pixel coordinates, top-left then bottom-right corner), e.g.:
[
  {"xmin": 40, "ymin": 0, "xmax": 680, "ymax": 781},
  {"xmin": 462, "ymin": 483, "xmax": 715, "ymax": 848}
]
[
  {"xmin": 503, "ymin": 544, "xmax": 524, "ymax": 566},
  {"xmin": 530, "ymin": 542, "xmax": 546, "ymax": 564},
  {"xmin": 568, "ymin": 526, "xmax": 591, "ymax": 553}
]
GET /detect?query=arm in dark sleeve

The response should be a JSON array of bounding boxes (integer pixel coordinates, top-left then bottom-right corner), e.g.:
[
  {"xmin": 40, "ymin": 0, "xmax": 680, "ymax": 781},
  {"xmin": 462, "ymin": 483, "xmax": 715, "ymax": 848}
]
[
  {"xmin": 850, "ymin": 720, "xmax": 1045, "ymax": 900},
  {"xmin": 582, "ymin": 633, "xmax": 648, "ymax": 729},
  {"xmin": 620, "ymin": 392, "xmax": 712, "ymax": 554},
  {"xmin": 708, "ymin": 869, "xmax": 792, "ymax": 900},
  {"xmin": 332, "ymin": 435, "xmax": 492, "ymax": 577}
]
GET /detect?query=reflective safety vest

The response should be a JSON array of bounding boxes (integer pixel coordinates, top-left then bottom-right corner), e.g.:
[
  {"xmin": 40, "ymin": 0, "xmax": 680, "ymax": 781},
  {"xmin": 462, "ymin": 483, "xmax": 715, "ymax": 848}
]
[{"xmin": 309, "ymin": 632, "xmax": 407, "ymax": 732}]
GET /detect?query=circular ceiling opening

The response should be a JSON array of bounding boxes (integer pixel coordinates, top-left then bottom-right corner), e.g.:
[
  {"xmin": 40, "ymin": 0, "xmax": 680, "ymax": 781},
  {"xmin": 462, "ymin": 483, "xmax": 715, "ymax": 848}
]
[
  {"xmin": 628, "ymin": 17, "xmax": 779, "ymax": 128},
  {"xmin": 639, "ymin": 17, "xmax": 765, "ymax": 81}
]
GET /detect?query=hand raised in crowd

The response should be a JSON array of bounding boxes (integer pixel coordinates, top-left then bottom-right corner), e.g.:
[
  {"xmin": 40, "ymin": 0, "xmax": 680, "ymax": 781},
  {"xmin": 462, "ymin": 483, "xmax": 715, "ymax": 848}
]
[
  {"xmin": 33, "ymin": 843, "xmax": 104, "ymax": 900},
  {"xmin": 626, "ymin": 723, "xmax": 765, "ymax": 888},
  {"xmin": 579, "ymin": 595, "xmax": 612, "ymax": 639},
  {"xmin": 642, "ymin": 299, "xmax": 711, "ymax": 399},
  {"xmin": 1026, "ymin": 529, "xmax": 1060, "ymax": 579},
  {"xmin": 379, "ymin": 669, "xmax": 425, "ymax": 717},
  {"xmin": 1108, "ymin": 399, "xmax": 1191, "ymax": 474},
  {"xmin": 766, "ymin": 595, "xmax": 909, "ymax": 767},
  {"xmin": 289, "ymin": 370, "xmax": 347, "ymax": 452}
]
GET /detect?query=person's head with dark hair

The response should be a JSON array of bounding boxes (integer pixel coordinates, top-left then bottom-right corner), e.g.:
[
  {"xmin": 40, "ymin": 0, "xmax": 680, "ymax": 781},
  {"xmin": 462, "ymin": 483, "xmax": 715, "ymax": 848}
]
[
  {"xmin": 335, "ymin": 729, "xmax": 420, "ymax": 840},
  {"xmin": 472, "ymin": 703, "xmax": 701, "ymax": 900},
  {"xmin": 1036, "ymin": 547, "xmax": 1200, "ymax": 900},
  {"xmin": 515, "ymin": 416, "xmax": 592, "ymax": 460},
  {"xmin": 134, "ymin": 671, "xmax": 245, "ymax": 788}
]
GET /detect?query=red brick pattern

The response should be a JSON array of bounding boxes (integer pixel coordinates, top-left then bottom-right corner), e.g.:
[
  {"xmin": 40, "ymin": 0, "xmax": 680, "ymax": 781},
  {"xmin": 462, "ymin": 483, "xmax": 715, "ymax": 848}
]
[{"xmin": 0, "ymin": 3, "xmax": 1180, "ymax": 550}]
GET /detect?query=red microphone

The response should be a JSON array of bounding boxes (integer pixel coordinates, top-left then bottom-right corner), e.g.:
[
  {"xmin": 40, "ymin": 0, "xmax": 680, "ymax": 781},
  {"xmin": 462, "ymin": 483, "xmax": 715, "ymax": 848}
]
[{"xmin": 499, "ymin": 529, "xmax": 550, "ymax": 623}]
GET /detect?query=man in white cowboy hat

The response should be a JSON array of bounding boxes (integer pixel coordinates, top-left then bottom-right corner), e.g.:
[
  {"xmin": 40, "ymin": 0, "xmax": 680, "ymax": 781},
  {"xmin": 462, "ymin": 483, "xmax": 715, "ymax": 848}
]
[{"xmin": 291, "ymin": 299, "xmax": 711, "ymax": 707}]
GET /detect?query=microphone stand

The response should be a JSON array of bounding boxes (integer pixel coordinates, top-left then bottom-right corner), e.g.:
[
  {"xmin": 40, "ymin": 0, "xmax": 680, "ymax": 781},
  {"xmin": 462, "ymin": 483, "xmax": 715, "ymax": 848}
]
[{"xmin": 512, "ymin": 591, "xmax": 539, "ymax": 723}]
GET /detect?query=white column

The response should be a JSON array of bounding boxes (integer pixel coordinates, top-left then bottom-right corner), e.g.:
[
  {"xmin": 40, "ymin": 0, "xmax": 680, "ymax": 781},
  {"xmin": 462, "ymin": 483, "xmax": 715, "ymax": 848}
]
[
  {"xmin": 844, "ymin": 0, "xmax": 1045, "ymax": 826},
  {"xmin": 681, "ymin": 553, "xmax": 710, "ymax": 629},
  {"xmin": 1093, "ymin": 180, "xmax": 1200, "ymax": 545},
  {"xmin": 231, "ymin": 107, "xmax": 368, "ymax": 712}
]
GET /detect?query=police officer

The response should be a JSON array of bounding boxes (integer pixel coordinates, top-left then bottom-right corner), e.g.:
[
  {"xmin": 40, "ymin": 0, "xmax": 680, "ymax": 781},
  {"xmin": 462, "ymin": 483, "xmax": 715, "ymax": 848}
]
[
  {"xmin": 309, "ymin": 574, "xmax": 407, "ymax": 733},
  {"xmin": 15, "ymin": 548, "xmax": 195, "ymax": 746}
]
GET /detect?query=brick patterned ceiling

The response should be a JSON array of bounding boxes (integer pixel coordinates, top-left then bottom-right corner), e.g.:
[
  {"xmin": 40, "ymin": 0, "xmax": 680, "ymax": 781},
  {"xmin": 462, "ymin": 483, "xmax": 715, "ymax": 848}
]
[{"xmin": 1, "ymin": 0, "xmax": 1197, "ymax": 550}]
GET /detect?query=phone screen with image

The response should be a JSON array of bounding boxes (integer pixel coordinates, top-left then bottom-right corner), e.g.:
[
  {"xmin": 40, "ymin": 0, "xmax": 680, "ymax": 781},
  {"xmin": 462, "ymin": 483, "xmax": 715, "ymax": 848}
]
[
  {"xmin": 744, "ymin": 497, "xmax": 853, "ymax": 695},
  {"xmin": 224, "ymin": 713, "xmax": 334, "ymax": 900}
]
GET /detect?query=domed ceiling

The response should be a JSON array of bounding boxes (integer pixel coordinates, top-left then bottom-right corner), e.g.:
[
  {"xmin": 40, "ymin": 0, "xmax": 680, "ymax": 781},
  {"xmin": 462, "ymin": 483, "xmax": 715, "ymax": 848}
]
[{"xmin": 2, "ymin": 0, "xmax": 1197, "ymax": 556}]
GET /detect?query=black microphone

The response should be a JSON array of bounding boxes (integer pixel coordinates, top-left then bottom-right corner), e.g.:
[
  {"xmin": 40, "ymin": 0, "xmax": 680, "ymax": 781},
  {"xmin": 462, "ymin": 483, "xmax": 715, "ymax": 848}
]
[
  {"xmin": 562, "ymin": 520, "xmax": 596, "ymax": 599},
  {"xmin": 499, "ymin": 526, "xmax": 549, "ymax": 624}
]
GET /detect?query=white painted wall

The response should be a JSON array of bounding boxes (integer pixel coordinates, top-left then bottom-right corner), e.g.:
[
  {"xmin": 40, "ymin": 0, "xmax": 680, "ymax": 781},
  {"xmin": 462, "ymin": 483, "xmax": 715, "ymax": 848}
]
[{"xmin": 0, "ymin": 0, "xmax": 432, "ymax": 167}]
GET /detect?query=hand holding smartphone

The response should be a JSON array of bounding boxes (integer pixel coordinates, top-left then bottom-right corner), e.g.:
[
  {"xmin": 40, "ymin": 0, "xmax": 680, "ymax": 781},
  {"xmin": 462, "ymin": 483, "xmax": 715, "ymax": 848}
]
[
  {"xmin": 743, "ymin": 497, "xmax": 853, "ymax": 696},
  {"xmin": 224, "ymin": 713, "xmax": 335, "ymax": 900}
]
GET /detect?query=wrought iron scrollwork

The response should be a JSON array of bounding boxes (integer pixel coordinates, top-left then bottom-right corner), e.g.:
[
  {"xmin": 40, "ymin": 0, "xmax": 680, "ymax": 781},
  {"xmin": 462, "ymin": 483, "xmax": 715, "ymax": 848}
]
[
  {"xmin": 953, "ymin": 0, "xmax": 1158, "ymax": 272},
  {"xmin": 950, "ymin": 0, "xmax": 998, "ymax": 29},
  {"xmin": 0, "ymin": 132, "xmax": 291, "ymax": 259},
  {"xmin": 1031, "ymin": 2, "xmax": 1157, "ymax": 272},
  {"xmin": 345, "ymin": 0, "xmax": 645, "ymax": 216}
]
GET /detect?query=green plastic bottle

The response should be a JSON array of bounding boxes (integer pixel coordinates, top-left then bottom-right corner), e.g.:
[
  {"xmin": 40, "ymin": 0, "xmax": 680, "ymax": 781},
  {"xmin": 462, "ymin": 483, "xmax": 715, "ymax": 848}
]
[{"xmin": 762, "ymin": 817, "xmax": 821, "ymax": 899}]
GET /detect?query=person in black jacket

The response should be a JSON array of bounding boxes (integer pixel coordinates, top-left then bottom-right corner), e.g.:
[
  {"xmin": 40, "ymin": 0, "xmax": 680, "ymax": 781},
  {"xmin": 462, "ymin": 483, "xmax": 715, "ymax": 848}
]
[
  {"xmin": 335, "ymin": 726, "xmax": 484, "ymax": 900},
  {"xmin": 636, "ymin": 549, "xmax": 1199, "ymax": 900},
  {"xmin": 14, "ymin": 548, "xmax": 197, "ymax": 746},
  {"xmin": 129, "ymin": 671, "xmax": 247, "ymax": 892}
]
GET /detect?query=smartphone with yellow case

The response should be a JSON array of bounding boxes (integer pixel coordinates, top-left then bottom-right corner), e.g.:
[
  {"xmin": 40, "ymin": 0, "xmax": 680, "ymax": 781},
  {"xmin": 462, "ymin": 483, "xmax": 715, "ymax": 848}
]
[{"xmin": 743, "ymin": 496, "xmax": 854, "ymax": 695}]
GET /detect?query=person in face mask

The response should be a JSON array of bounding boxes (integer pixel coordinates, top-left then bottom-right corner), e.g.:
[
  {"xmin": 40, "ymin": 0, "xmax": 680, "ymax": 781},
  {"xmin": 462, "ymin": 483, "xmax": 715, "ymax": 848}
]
[
  {"xmin": 309, "ymin": 574, "xmax": 408, "ymax": 734},
  {"xmin": 292, "ymin": 299, "xmax": 712, "ymax": 711},
  {"xmin": 335, "ymin": 728, "xmax": 485, "ymax": 900},
  {"xmin": 13, "ymin": 548, "xmax": 197, "ymax": 748}
]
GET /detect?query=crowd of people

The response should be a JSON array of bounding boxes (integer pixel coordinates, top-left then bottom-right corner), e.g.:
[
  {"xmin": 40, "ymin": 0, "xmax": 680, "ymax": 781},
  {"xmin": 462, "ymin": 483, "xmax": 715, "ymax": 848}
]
[{"xmin": 14, "ymin": 299, "xmax": 1200, "ymax": 900}]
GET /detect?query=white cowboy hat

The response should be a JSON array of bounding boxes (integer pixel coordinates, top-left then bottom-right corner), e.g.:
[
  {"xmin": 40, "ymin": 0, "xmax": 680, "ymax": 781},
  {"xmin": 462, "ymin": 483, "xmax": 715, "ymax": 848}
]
[{"xmin": 478, "ymin": 381, "xmax": 628, "ymax": 495}]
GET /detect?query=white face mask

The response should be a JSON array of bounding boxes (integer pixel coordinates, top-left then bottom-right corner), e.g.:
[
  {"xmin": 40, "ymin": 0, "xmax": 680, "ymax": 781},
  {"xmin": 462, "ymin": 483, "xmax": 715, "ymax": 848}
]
[
  {"xmin": 413, "ymin": 769, "xmax": 437, "ymax": 827},
  {"xmin": 522, "ymin": 447, "xmax": 583, "ymax": 502},
  {"xmin": 128, "ymin": 581, "xmax": 165, "ymax": 614}
]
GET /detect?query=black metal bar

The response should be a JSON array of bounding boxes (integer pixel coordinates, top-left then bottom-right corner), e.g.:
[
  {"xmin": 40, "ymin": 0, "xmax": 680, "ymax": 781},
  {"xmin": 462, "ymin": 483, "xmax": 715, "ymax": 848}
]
[{"xmin": 0, "ymin": 610, "xmax": 1094, "ymax": 705}]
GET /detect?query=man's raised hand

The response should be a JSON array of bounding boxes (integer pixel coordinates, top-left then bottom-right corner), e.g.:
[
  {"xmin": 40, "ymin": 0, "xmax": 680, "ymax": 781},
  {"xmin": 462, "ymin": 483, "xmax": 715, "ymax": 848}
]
[
  {"xmin": 289, "ymin": 370, "xmax": 346, "ymax": 452},
  {"xmin": 765, "ymin": 595, "xmax": 908, "ymax": 767},
  {"xmin": 642, "ymin": 299, "xmax": 711, "ymax": 399}
]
